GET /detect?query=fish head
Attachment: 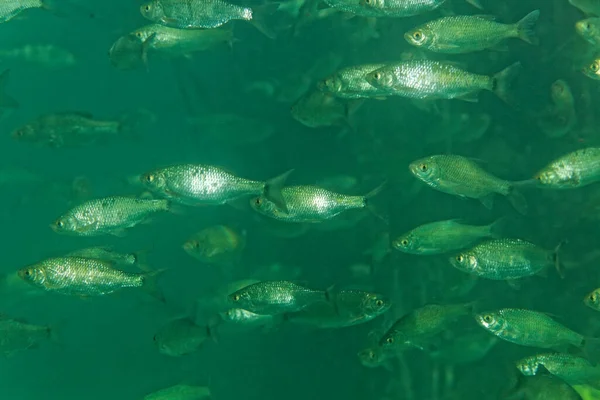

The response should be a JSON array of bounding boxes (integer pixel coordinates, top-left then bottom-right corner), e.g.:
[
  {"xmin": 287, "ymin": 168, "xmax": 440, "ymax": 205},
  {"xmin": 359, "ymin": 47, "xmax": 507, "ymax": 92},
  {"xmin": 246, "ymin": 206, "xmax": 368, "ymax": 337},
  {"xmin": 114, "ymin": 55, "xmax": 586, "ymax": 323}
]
[
  {"xmin": 140, "ymin": 170, "xmax": 167, "ymax": 192},
  {"xmin": 365, "ymin": 68, "xmax": 394, "ymax": 89},
  {"xmin": 11, "ymin": 124, "xmax": 36, "ymax": 142},
  {"xmin": 515, "ymin": 358, "xmax": 540, "ymax": 376},
  {"xmin": 409, "ymin": 157, "xmax": 439, "ymax": 184},
  {"xmin": 250, "ymin": 195, "xmax": 282, "ymax": 218},
  {"xmin": 392, "ymin": 233, "xmax": 417, "ymax": 253},
  {"xmin": 449, "ymin": 252, "xmax": 478, "ymax": 273},
  {"xmin": 583, "ymin": 58, "xmax": 600, "ymax": 80},
  {"xmin": 50, "ymin": 215, "xmax": 78, "ymax": 234},
  {"xmin": 474, "ymin": 311, "xmax": 506, "ymax": 334},
  {"xmin": 362, "ymin": 293, "xmax": 391, "ymax": 315},
  {"xmin": 228, "ymin": 288, "xmax": 251, "ymax": 307},
  {"xmin": 140, "ymin": 1, "xmax": 163, "ymax": 21},
  {"xmin": 18, "ymin": 266, "xmax": 46, "ymax": 286},
  {"xmin": 584, "ymin": 289, "xmax": 600, "ymax": 310},
  {"xmin": 357, "ymin": 346, "xmax": 386, "ymax": 368},
  {"xmin": 404, "ymin": 27, "xmax": 432, "ymax": 48},
  {"xmin": 550, "ymin": 80, "xmax": 572, "ymax": 104},
  {"xmin": 316, "ymin": 75, "xmax": 343, "ymax": 94},
  {"xmin": 576, "ymin": 18, "xmax": 600, "ymax": 41},
  {"xmin": 359, "ymin": 0, "xmax": 384, "ymax": 10}
]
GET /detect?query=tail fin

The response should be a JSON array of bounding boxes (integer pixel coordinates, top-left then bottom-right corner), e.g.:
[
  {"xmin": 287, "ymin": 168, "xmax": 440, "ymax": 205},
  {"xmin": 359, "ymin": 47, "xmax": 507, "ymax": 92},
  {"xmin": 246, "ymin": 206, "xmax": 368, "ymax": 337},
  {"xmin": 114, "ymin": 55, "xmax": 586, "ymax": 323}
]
[
  {"xmin": 263, "ymin": 169, "xmax": 294, "ymax": 213},
  {"xmin": 249, "ymin": 3, "xmax": 279, "ymax": 39},
  {"xmin": 0, "ymin": 70, "xmax": 18, "ymax": 109},
  {"xmin": 491, "ymin": 62, "xmax": 522, "ymax": 105},
  {"xmin": 506, "ymin": 185, "xmax": 528, "ymax": 215},
  {"xmin": 140, "ymin": 268, "xmax": 166, "ymax": 303},
  {"xmin": 488, "ymin": 216, "xmax": 509, "ymax": 238},
  {"xmin": 516, "ymin": 10, "xmax": 540, "ymax": 45},
  {"xmin": 363, "ymin": 182, "xmax": 388, "ymax": 223}
]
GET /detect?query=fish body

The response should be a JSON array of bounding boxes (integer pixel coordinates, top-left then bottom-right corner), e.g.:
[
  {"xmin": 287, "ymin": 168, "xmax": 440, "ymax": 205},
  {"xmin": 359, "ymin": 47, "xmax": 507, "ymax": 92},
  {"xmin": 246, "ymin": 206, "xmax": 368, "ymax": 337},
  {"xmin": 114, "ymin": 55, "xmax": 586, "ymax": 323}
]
[
  {"xmin": 144, "ymin": 384, "xmax": 211, "ymax": 400},
  {"xmin": 140, "ymin": 0, "xmax": 252, "ymax": 29},
  {"xmin": 228, "ymin": 280, "xmax": 327, "ymax": 315},
  {"xmin": 404, "ymin": 11, "xmax": 539, "ymax": 54},
  {"xmin": 12, "ymin": 112, "xmax": 124, "ymax": 148},
  {"xmin": 534, "ymin": 148, "xmax": 600, "ymax": 189},
  {"xmin": 366, "ymin": 60, "xmax": 520, "ymax": 102},
  {"xmin": 392, "ymin": 219, "xmax": 499, "ymax": 255},
  {"xmin": 517, "ymin": 353, "xmax": 600, "ymax": 388},
  {"xmin": 409, "ymin": 155, "xmax": 527, "ymax": 213},
  {"xmin": 475, "ymin": 309, "xmax": 585, "ymax": 350},
  {"xmin": 291, "ymin": 90, "xmax": 359, "ymax": 128},
  {"xmin": 132, "ymin": 24, "xmax": 232, "ymax": 57},
  {"xmin": 359, "ymin": 0, "xmax": 446, "ymax": 18},
  {"xmin": 506, "ymin": 374, "xmax": 583, "ymax": 400},
  {"xmin": 0, "ymin": 316, "xmax": 51, "ymax": 356},
  {"xmin": 538, "ymin": 80, "xmax": 577, "ymax": 139},
  {"xmin": 18, "ymin": 257, "xmax": 148, "ymax": 296},
  {"xmin": 450, "ymin": 238, "xmax": 553, "ymax": 280},
  {"xmin": 141, "ymin": 164, "xmax": 289, "ymax": 209},
  {"xmin": 0, "ymin": 0, "xmax": 43, "ymax": 23},
  {"xmin": 317, "ymin": 64, "xmax": 388, "ymax": 99},
  {"xmin": 153, "ymin": 318, "xmax": 211, "ymax": 356},
  {"xmin": 380, "ymin": 303, "xmax": 473, "ymax": 350},
  {"xmin": 66, "ymin": 247, "xmax": 139, "ymax": 266},
  {"xmin": 251, "ymin": 185, "xmax": 371, "ymax": 223},
  {"xmin": 183, "ymin": 225, "xmax": 245, "ymax": 265},
  {"xmin": 52, "ymin": 196, "xmax": 170, "ymax": 237},
  {"xmin": 220, "ymin": 308, "xmax": 276, "ymax": 328},
  {"xmin": 285, "ymin": 290, "xmax": 390, "ymax": 328}
]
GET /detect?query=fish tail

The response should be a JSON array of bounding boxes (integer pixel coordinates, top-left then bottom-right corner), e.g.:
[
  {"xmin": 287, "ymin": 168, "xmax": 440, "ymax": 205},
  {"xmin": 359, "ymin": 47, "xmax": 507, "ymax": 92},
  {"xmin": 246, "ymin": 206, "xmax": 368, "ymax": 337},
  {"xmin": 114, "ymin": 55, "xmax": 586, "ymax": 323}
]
[
  {"xmin": 553, "ymin": 240, "xmax": 567, "ymax": 279},
  {"xmin": 248, "ymin": 3, "xmax": 279, "ymax": 39},
  {"xmin": 488, "ymin": 216, "xmax": 509, "ymax": 238},
  {"xmin": 0, "ymin": 70, "xmax": 18, "ymax": 109},
  {"xmin": 363, "ymin": 181, "xmax": 389, "ymax": 224},
  {"xmin": 263, "ymin": 169, "xmax": 294, "ymax": 212},
  {"xmin": 506, "ymin": 184, "xmax": 528, "ymax": 215},
  {"xmin": 515, "ymin": 10, "xmax": 540, "ymax": 45},
  {"xmin": 140, "ymin": 268, "xmax": 167, "ymax": 303},
  {"xmin": 491, "ymin": 62, "xmax": 522, "ymax": 105}
]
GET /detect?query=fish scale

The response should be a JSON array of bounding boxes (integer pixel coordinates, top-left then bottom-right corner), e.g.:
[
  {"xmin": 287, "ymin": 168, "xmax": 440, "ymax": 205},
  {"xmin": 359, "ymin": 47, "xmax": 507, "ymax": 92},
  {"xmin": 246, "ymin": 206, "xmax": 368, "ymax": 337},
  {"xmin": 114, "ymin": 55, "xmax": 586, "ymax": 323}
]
[
  {"xmin": 361, "ymin": 0, "xmax": 446, "ymax": 17},
  {"xmin": 141, "ymin": 0, "xmax": 252, "ymax": 29},
  {"xmin": 0, "ymin": 0, "xmax": 43, "ymax": 23},
  {"xmin": 517, "ymin": 353, "xmax": 600, "ymax": 386}
]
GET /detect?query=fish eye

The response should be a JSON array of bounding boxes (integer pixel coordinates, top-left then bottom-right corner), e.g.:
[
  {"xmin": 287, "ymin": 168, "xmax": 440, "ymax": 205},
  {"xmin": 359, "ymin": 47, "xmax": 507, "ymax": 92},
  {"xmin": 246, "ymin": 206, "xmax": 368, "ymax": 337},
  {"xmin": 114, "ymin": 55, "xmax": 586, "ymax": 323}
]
[
  {"xmin": 373, "ymin": 72, "xmax": 381, "ymax": 80},
  {"xmin": 419, "ymin": 163, "xmax": 428, "ymax": 172},
  {"xmin": 413, "ymin": 31, "xmax": 422, "ymax": 40},
  {"xmin": 254, "ymin": 197, "xmax": 262, "ymax": 206},
  {"xmin": 135, "ymin": 32, "xmax": 142, "ymax": 38},
  {"xmin": 24, "ymin": 269, "xmax": 31, "ymax": 276},
  {"xmin": 456, "ymin": 255, "xmax": 464, "ymax": 263},
  {"xmin": 55, "ymin": 220, "xmax": 64, "ymax": 229},
  {"xmin": 482, "ymin": 314, "xmax": 493, "ymax": 323},
  {"xmin": 375, "ymin": 299, "xmax": 384, "ymax": 307},
  {"xmin": 590, "ymin": 293, "xmax": 597, "ymax": 302},
  {"xmin": 232, "ymin": 294, "xmax": 241, "ymax": 302},
  {"xmin": 144, "ymin": 174, "xmax": 154, "ymax": 183},
  {"xmin": 591, "ymin": 61, "xmax": 600, "ymax": 72},
  {"xmin": 385, "ymin": 337, "xmax": 394, "ymax": 344},
  {"xmin": 144, "ymin": 5, "xmax": 151, "ymax": 11},
  {"xmin": 401, "ymin": 239, "xmax": 409, "ymax": 246}
]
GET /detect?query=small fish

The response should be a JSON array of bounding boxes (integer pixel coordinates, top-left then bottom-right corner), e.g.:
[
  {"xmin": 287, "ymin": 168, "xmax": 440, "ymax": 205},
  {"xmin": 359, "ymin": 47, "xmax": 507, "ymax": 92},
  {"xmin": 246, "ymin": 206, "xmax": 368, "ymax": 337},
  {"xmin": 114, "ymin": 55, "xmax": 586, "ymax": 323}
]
[
  {"xmin": 140, "ymin": 164, "xmax": 291, "ymax": 211},
  {"xmin": 11, "ymin": 111, "xmax": 146, "ymax": 148},
  {"xmin": 366, "ymin": 60, "xmax": 521, "ymax": 103},
  {"xmin": 18, "ymin": 256, "xmax": 162, "ymax": 298},
  {"xmin": 140, "ymin": 0, "xmax": 252, "ymax": 29},
  {"xmin": 537, "ymin": 80, "xmax": 577, "ymax": 139},
  {"xmin": 379, "ymin": 303, "xmax": 474, "ymax": 351},
  {"xmin": 153, "ymin": 317, "xmax": 212, "ymax": 357},
  {"xmin": 475, "ymin": 309, "xmax": 592, "ymax": 351},
  {"xmin": 0, "ymin": 0, "xmax": 46, "ymax": 23},
  {"xmin": 405, "ymin": 11, "xmax": 539, "ymax": 54},
  {"xmin": 183, "ymin": 225, "xmax": 245, "ymax": 265},
  {"xmin": 584, "ymin": 288, "xmax": 600, "ymax": 311},
  {"xmin": 409, "ymin": 155, "xmax": 527, "ymax": 214},
  {"xmin": 228, "ymin": 280, "xmax": 328, "ymax": 315},
  {"xmin": 583, "ymin": 58, "xmax": 600, "ymax": 80},
  {"xmin": 109, "ymin": 34, "xmax": 147, "ymax": 71},
  {"xmin": 0, "ymin": 44, "xmax": 76, "ymax": 68},
  {"xmin": 250, "ymin": 184, "xmax": 383, "ymax": 223},
  {"xmin": 450, "ymin": 238, "xmax": 555, "ymax": 281},
  {"xmin": 66, "ymin": 247, "xmax": 142, "ymax": 266},
  {"xmin": 505, "ymin": 374, "xmax": 583, "ymax": 400},
  {"xmin": 0, "ymin": 315, "xmax": 53, "ymax": 356},
  {"xmin": 317, "ymin": 64, "xmax": 388, "ymax": 99},
  {"xmin": 291, "ymin": 90, "xmax": 362, "ymax": 128},
  {"xmin": 144, "ymin": 384, "xmax": 211, "ymax": 400},
  {"xmin": 357, "ymin": 346, "xmax": 393, "ymax": 368},
  {"xmin": 284, "ymin": 289, "xmax": 391, "ymax": 328},
  {"xmin": 517, "ymin": 353, "xmax": 600, "ymax": 388},
  {"xmin": 51, "ymin": 196, "xmax": 171, "ymax": 237},
  {"xmin": 392, "ymin": 218, "xmax": 503, "ymax": 255},
  {"xmin": 576, "ymin": 18, "xmax": 600, "ymax": 45},
  {"xmin": 534, "ymin": 148, "xmax": 600, "ymax": 189}
]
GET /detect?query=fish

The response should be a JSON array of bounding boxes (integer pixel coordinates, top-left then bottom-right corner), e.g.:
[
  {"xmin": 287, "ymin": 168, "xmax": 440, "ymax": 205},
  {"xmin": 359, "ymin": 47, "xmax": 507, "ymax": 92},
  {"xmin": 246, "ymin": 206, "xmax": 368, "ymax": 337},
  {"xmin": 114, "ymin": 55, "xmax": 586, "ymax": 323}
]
[
  {"xmin": 0, "ymin": 315, "xmax": 53, "ymax": 356},
  {"xmin": 153, "ymin": 317, "xmax": 212, "ymax": 356},
  {"xmin": 144, "ymin": 384, "xmax": 211, "ymax": 400},
  {"xmin": 11, "ymin": 111, "xmax": 147, "ymax": 148},
  {"xmin": 537, "ymin": 80, "xmax": 577, "ymax": 139},
  {"xmin": 250, "ymin": 184, "xmax": 383, "ymax": 223},
  {"xmin": 392, "ymin": 218, "xmax": 503, "ymax": 255},
  {"xmin": 18, "ymin": 256, "xmax": 163, "ymax": 298},
  {"xmin": 505, "ymin": 374, "xmax": 583, "ymax": 400},
  {"xmin": 404, "ymin": 10, "xmax": 540, "ymax": 54},
  {"xmin": 357, "ymin": 0, "xmax": 446, "ymax": 18},
  {"xmin": 584, "ymin": 288, "xmax": 600, "ymax": 311},
  {"xmin": 316, "ymin": 64, "xmax": 388, "ymax": 99},
  {"xmin": 583, "ymin": 58, "xmax": 600, "ymax": 80},
  {"xmin": 108, "ymin": 33, "xmax": 147, "ymax": 71},
  {"xmin": 379, "ymin": 303, "xmax": 474, "ymax": 351},
  {"xmin": 357, "ymin": 346, "xmax": 393, "ymax": 368},
  {"xmin": 140, "ymin": 164, "xmax": 291, "ymax": 211},
  {"xmin": 0, "ymin": 44, "xmax": 76, "ymax": 68},
  {"xmin": 534, "ymin": 148, "xmax": 600, "ymax": 189},
  {"xmin": 409, "ymin": 155, "xmax": 527, "ymax": 214},
  {"xmin": 365, "ymin": 60, "xmax": 521, "ymax": 103},
  {"xmin": 182, "ymin": 225, "xmax": 245, "ymax": 265},
  {"xmin": 140, "ymin": 0, "xmax": 252, "ymax": 29},
  {"xmin": 220, "ymin": 308, "xmax": 278, "ymax": 330},
  {"xmin": 66, "ymin": 247, "xmax": 143, "ymax": 266},
  {"xmin": 284, "ymin": 289, "xmax": 391, "ymax": 328},
  {"xmin": 475, "ymin": 309, "xmax": 593, "ymax": 351},
  {"xmin": 51, "ymin": 196, "xmax": 171, "ymax": 237},
  {"xmin": 517, "ymin": 353, "xmax": 600, "ymax": 388},
  {"xmin": 450, "ymin": 238, "xmax": 555, "ymax": 281},
  {"xmin": 0, "ymin": 0, "xmax": 46, "ymax": 23},
  {"xmin": 576, "ymin": 18, "xmax": 600, "ymax": 45},
  {"xmin": 291, "ymin": 90, "xmax": 362, "ymax": 128},
  {"xmin": 227, "ymin": 280, "xmax": 328, "ymax": 315}
]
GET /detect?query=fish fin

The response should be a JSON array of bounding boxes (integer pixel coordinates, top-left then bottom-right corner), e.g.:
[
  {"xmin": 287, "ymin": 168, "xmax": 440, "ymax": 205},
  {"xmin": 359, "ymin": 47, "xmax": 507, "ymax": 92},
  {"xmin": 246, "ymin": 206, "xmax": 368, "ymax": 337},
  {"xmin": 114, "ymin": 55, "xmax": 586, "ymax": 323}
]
[
  {"xmin": 506, "ymin": 279, "xmax": 522, "ymax": 290},
  {"xmin": 141, "ymin": 33, "xmax": 157, "ymax": 69},
  {"xmin": 140, "ymin": 268, "xmax": 166, "ymax": 303},
  {"xmin": 465, "ymin": 0, "xmax": 483, "ymax": 9},
  {"xmin": 506, "ymin": 186, "xmax": 528, "ymax": 215},
  {"xmin": 0, "ymin": 70, "xmax": 18, "ymax": 109},
  {"xmin": 516, "ymin": 10, "xmax": 540, "ymax": 45},
  {"xmin": 249, "ymin": 3, "xmax": 280, "ymax": 39},
  {"xmin": 472, "ymin": 14, "xmax": 496, "ymax": 21},
  {"xmin": 110, "ymin": 229, "xmax": 128, "ymax": 238},
  {"xmin": 553, "ymin": 240, "xmax": 568, "ymax": 279},
  {"xmin": 488, "ymin": 216, "xmax": 509, "ymax": 238},
  {"xmin": 511, "ymin": 178, "xmax": 538, "ymax": 188},
  {"xmin": 455, "ymin": 91, "xmax": 480, "ymax": 102},
  {"xmin": 491, "ymin": 62, "xmax": 522, "ymax": 105},
  {"xmin": 583, "ymin": 337, "xmax": 600, "ymax": 364},
  {"xmin": 479, "ymin": 194, "xmax": 494, "ymax": 210},
  {"xmin": 263, "ymin": 169, "xmax": 294, "ymax": 213}
]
